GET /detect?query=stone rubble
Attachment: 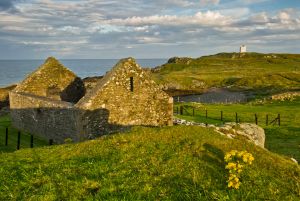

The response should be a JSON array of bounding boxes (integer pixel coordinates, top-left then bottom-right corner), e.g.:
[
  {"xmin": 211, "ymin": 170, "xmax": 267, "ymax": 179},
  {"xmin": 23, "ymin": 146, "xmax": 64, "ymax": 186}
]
[{"xmin": 173, "ymin": 117, "xmax": 265, "ymax": 148}]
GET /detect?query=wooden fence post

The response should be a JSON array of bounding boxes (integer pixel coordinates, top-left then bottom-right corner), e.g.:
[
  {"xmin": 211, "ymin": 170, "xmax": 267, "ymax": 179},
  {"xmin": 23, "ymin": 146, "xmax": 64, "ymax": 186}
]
[
  {"xmin": 221, "ymin": 111, "xmax": 223, "ymax": 121},
  {"xmin": 180, "ymin": 106, "xmax": 183, "ymax": 115},
  {"xmin": 235, "ymin": 112, "xmax": 238, "ymax": 123},
  {"xmin": 278, "ymin": 114, "xmax": 280, "ymax": 126},
  {"xmin": 5, "ymin": 127, "xmax": 8, "ymax": 146},
  {"xmin": 17, "ymin": 131, "xmax": 21, "ymax": 150},
  {"xmin": 205, "ymin": 110, "xmax": 208, "ymax": 119},
  {"xmin": 30, "ymin": 135, "xmax": 34, "ymax": 148},
  {"xmin": 255, "ymin": 114, "xmax": 258, "ymax": 125},
  {"xmin": 266, "ymin": 114, "xmax": 268, "ymax": 126}
]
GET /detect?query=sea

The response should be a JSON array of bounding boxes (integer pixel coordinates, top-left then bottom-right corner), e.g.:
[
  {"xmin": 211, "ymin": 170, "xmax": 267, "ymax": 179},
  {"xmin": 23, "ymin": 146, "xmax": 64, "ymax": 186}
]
[{"xmin": 0, "ymin": 59, "xmax": 167, "ymax": 87}]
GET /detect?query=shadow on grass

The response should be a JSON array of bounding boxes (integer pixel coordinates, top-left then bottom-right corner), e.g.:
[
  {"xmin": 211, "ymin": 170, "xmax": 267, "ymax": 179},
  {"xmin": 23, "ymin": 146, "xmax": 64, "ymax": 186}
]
[{"xmin": 202, "ymin": 143, "xmax": 225, "ymax": 169}]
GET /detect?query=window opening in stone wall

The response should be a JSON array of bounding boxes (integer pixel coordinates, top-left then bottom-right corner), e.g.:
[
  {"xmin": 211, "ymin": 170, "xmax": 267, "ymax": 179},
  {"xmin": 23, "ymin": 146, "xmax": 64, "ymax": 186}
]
[
  {"xmin": 130, "ymin": 77, "xmax": 134, "ymax": 92},
  {"xmin": 36, "ymin": 108, "xmax": 42, "ymax": 114}
]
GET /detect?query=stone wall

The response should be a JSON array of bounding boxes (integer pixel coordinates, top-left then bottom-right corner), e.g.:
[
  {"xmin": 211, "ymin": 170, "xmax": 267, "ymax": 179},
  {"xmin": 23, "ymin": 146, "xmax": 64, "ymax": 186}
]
[
  {"xmin": 9, "ymin": 57, "xmax": 173, "ymax": 143},
  {"xmin": 9, "ymin": 91, "xmax": 80, "ymax": 143},
  {"xmin": 14, "ymin": 57, "xmax": 85, "ymax": 103},
  {"xmin": 76, "ymin": 58, "xmax": 173, "ymax": 136}
]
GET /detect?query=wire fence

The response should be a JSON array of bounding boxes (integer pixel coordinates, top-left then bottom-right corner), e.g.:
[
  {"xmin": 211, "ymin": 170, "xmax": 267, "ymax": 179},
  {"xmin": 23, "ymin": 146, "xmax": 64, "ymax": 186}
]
[{"xmin": 174, "ymin": 105, "xmax": 281, "ymax": 126}]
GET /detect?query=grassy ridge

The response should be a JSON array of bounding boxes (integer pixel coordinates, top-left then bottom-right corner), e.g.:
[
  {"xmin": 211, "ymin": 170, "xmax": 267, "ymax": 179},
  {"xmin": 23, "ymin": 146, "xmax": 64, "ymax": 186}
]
[
  {"xmin": 0, "ymin": 126, "xmax": 299, "ymax": 200},
  {"xmin": 152, "ymin": 53, "xmax": 300, "ymax": 94},
  {"xmin": 175, "ymin": 98, "xmax": 300, "ymax": 161}
]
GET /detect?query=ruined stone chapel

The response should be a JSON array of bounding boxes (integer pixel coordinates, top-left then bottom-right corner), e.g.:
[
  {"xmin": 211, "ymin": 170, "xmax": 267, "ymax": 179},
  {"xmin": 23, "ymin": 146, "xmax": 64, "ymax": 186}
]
[{"xmin": 9, "ymin": 57, "xmax": 173, "ymax": 143}]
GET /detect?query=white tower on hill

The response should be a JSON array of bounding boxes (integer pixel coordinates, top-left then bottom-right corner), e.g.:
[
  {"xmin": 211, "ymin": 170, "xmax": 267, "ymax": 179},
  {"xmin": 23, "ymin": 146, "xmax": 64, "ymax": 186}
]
[{"xmin": 240, "ymin": 45, "xmax": 247, "ymax": 53}]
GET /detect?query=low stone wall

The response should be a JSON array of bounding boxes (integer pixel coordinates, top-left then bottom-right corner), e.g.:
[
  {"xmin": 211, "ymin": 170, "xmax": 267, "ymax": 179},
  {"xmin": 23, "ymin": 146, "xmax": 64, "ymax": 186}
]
[{"xmin": 9, "ymin": 91, "xmax": 80, "ymax": 143}]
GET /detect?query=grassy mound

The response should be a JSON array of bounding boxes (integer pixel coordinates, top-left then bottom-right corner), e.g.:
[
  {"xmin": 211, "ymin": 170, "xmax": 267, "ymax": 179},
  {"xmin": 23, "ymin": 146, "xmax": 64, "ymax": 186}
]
[
  {"xmin": 0, "ymin": 126, "xmax": 299, "ymax": 200},
  {"xmin": 152, "ymin": 52, "xmax": 300, "ymax": 95}
]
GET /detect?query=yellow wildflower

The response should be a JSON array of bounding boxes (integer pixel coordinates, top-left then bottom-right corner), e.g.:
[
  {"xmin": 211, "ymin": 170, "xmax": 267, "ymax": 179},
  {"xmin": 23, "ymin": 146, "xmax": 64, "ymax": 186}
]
[
  {"xmin": 226, "ymin": 162, "xmax": 236, "ymax": 170},
  {"xmin": 229, "ymin": 150, "xmax": 238, "ymax": 156},
  {"xmin": 224, "ymin": 150, "xmax": 255, "ymax": 189}
]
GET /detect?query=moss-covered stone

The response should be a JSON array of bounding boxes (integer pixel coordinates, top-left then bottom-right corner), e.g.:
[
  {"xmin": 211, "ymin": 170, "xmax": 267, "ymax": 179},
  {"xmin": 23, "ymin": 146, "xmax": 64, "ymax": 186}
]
[{"xmin": 14, "ymin": 57, "xmax": 85, "ymax": 103}]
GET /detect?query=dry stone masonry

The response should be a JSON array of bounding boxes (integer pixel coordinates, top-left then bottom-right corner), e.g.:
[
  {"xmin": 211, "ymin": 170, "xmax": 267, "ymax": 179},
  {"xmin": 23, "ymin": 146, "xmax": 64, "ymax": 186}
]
[{"xmin": 10, "ymin": 57, "xmax": 173, "ymax": 143}]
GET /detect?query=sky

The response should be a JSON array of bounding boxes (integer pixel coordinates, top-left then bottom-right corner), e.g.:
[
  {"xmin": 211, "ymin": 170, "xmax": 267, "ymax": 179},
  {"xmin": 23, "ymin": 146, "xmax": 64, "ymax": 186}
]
[{"xmin": 0, "ymin": 0, "xmax": 299, "ymax": 59}]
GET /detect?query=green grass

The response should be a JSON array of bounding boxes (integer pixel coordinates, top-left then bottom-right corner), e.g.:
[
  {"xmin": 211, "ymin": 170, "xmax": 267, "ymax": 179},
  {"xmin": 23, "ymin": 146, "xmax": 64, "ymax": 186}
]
[
  {"xmin": 152, "ymin": 52, "xmax": 300, "ymax": 94},
  {"xmin": 0, "ymin": 115, "xmax": 47, "ymax": 153},
  {"xmin": 175, "ymin": 98, "xmax": 300, "ymax": 161},
  {"xmin": 0, "ymin": 126, "xmax": 299, "ymax": 200}
]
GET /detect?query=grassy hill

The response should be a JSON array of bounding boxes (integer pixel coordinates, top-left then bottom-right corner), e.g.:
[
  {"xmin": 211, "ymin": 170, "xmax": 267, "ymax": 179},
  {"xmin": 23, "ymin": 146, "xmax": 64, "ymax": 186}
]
[
  {"xmin": 0, "ymin": 126, "xmax": 299, "ymax": 200},
  {"xmin": 174, "ymin": 97, "xmax": 300, "ymax": 162},
  {"xmin": 151, "ymin": 52, "xmax": 300, "ymax": 96}
]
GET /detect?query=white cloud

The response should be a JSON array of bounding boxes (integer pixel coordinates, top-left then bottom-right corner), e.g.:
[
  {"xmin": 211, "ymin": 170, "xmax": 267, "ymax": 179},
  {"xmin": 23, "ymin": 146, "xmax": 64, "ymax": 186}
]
[
  {"xmin": 278, "ymin": 11, "xmax": 291, "ymax": 23},
  {"xmin": 108, "ymin": 11, "xmax": 232, "ymax": 26},
  {"xmin": 0, "ymin": 0, "xmax": 300, "ymax": 58}
]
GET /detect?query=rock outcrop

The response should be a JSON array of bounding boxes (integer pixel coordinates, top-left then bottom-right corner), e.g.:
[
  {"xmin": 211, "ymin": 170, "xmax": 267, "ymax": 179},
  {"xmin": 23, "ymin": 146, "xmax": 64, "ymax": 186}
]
[
  {"xmin": 218, "ymin": 123, "xmax": 265, "ymax": 148},
  {"xmin": 167, "ymin": 57, "xmax": 193, "ymax": 65},
  {"xmin": 271, "ymin": 92, "xmax": 300, "ymax": 101},
  {"xmin": 174, "ymin": 118, "xmax": 265, "ymax": 148}
]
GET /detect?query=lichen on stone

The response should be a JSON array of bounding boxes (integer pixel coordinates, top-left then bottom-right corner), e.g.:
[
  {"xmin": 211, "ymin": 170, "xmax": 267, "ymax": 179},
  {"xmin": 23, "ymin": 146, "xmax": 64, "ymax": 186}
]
[{"xmin": 14, "ymin": 57, "xmax": 85, "ymax": 103}]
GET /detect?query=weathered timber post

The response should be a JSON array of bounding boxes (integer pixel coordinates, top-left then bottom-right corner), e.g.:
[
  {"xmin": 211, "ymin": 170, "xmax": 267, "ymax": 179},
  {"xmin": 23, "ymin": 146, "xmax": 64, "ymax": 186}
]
[
  {"xmin": 17, "ymin": 131, "xmax": 21, "ymax": 150},
  {"xmin": 180, "ymin": 106, "xmax": 183, "ymax": 115},
  {"xmin": 235, "ymin": 112, "xmax": 238, "ymax": 123},
  {"xmin": 205, "ymin": 110, "xmax": 208, "ymax": 119},
  {"xmin": 278, "ymin": 114, "xmax": 280, "ymax": 126},
  {"xmin": 255, "ymin": 114, "xmax": 258, "ymax": 125},
  {"xmin": 221, "ymin": 111, "xmax": 223, "ymax": 121},
  {"xmin": 266, "ymin": 114, "xmax": 268, "ymax": 126},
  {"xmin": 5, "ymin": 127, "xmax": 8, "ymax": 146},
  {"xmin": 30, "ymin": 135, "xmax": 34, "ymax": 148}
]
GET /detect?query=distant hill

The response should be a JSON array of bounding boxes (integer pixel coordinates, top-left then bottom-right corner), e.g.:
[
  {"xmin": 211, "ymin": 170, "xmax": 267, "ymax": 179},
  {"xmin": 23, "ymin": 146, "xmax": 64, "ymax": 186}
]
[{"xmin": 151, "ymin": 52, "xmax": 300, "ymax": 96}]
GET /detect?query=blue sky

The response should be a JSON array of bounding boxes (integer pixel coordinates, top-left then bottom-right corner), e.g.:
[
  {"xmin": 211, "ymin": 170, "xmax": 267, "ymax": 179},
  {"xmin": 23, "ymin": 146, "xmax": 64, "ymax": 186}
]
[{"xmin": 0, "ymin": 0, "xmax": 299, "ymax": 59}]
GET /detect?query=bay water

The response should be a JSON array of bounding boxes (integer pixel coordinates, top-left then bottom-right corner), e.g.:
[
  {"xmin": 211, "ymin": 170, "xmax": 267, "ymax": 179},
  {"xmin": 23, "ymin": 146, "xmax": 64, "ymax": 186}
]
[{"xmin": 0, "ymin": 59, "xmax": 166, "ymax": 87}]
